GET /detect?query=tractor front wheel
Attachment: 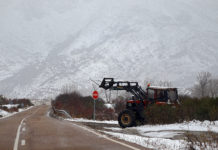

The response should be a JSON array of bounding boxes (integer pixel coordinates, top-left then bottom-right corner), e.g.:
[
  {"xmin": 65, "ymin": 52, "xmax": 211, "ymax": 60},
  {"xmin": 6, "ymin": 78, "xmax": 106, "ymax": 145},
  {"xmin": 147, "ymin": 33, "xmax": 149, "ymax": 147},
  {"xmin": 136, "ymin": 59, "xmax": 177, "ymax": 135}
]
[{"xmin": 118, "ymin": 110, "xmax": 136, "ymax": 128}]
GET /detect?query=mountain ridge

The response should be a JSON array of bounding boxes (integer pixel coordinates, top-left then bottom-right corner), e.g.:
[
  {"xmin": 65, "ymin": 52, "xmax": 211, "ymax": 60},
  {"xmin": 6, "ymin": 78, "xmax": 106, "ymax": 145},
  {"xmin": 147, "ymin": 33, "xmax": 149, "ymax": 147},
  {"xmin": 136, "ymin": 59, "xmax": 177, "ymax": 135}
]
[{"xmin": 0, "ymin": 0, "xmax": 218, "ymax": 98}]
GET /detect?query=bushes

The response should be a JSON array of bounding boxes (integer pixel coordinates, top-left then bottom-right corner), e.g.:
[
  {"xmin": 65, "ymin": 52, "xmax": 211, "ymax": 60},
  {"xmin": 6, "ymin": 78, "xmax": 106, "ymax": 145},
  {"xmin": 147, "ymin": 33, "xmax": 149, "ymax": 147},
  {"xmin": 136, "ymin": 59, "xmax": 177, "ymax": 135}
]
[
  {"xmin": 0, "ymin": 95, "xmax": 8, "ymax": 105},
  {"xmin": 146, "ymin": 105, "xmax": 180, "ymax": 124},
  {"xmin": 0, "ymin": 96, "xmax": 33, "ymax": 107},
  {"xmin": 180, "ymin": 97, "xmax": 218, "ymax": 121},
  {"xmin": 52, "ymin": 91, "xmax": 115, "ymax": 120},
  {"xmin": 12, "ymin": 99, "xmax": 33, "ymax": 108},
  {"xmin": 0, "ymin": 105, "xmax": 19, "ymax": 112},
  {"xmin": 53, "ymin": 91, "xmax": 218, "ymax": 123},
  {"xmin": 0, "ymin": 96, "xmax": 33, "ymax": 115},
  {"xmin": 145, "ymin": 97, "xmax": 218, "ymax": 124}
]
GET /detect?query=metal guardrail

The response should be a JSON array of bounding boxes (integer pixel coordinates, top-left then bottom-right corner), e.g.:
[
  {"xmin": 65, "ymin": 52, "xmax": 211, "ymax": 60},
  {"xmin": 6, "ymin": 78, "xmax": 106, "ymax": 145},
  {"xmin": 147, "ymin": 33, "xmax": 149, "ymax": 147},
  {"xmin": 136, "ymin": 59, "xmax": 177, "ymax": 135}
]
[{"xmin": 52, "ymin": 107, "xmax": 72, "ymax": 119}]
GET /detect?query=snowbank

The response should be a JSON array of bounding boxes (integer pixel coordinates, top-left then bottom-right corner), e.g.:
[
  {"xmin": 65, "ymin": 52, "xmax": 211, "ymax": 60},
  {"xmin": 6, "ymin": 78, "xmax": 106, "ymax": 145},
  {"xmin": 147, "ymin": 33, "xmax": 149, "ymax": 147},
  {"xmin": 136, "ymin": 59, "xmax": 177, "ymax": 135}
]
[
  {"xmin": 104, "ymin": 104, "xmax": 114, "ymax": 109},
  {"xmin": 103, "ymin": 131, "xmax": 187, "ymax": 150},
  {"xmin": 0, "ymin": 109, "xmax": 10, "ymax": 117},
  {"xmin": 0, "ymin": 106, "xmax": 33, "ymax": 119},
  {"xmin": 66, "ymin": 118, "xmax": 218, "ymax": 150},
  {"xmin": 2, "ymin": 104, "xmax": 19, "ymax": 109},
  {"xmin": 66, "ymin": 118, "xmax": 118, "ymax": 124},
  {"xmin": 103, "ymin": 120, "xmax": 218, "ymax": 150},
  {"xmin": 133, "ymin": 120, "xmax": 218, "ymax": 133}
]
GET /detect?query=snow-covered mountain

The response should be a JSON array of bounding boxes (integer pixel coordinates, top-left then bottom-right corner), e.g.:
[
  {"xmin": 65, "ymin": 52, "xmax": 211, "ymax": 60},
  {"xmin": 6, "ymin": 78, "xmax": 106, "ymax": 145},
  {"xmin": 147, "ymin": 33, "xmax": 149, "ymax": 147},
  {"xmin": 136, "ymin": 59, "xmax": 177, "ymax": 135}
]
[{"xmin": 0, "ymin": 0, "xmax": 218, "ymax": 99}]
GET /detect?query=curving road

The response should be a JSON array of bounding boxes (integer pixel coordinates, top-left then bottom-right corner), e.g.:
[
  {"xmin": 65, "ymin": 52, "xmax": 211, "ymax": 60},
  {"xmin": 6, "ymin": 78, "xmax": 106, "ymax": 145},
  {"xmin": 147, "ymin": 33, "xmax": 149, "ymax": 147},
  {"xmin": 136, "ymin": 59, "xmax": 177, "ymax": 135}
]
[{"xmin": 0, "ymin": 105, "xmax": 145, "ymax": 150}]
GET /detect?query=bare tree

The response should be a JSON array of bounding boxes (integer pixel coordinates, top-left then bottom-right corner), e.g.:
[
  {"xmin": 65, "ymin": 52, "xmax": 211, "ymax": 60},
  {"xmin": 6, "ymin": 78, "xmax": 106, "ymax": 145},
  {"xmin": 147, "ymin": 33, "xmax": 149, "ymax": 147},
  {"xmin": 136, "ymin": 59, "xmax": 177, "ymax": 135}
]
[
  {"xmin": 191, "ymin": 84, "xmax": 201, "ymax": 98},
  {"xmin": 196, "ymin": 72, "xmax": 212, "ymax": 97},
  {"xmin": 208, "ymin": 78, "xmax": 218, "ymax": 98},
  {"xmin": 61, "ymin": 84, "xmax": 76, "ymax": 94},
  {"xmin": 192, "ymin": 72, "xmax": 212, "ymax": 98},
  {"xmin": 158, "ymin": 80, "xmax": 172, "ymax": 87}
]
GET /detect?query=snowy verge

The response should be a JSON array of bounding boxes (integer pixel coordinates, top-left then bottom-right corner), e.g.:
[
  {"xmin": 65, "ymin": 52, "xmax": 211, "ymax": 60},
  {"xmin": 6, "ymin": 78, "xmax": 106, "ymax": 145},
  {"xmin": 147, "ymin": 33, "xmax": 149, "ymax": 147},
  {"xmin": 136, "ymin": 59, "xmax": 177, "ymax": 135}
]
[
  {"xmin": 65, "ymin": 118, "xmax": 218, "ymax": 150},
  {"xmin": 103, "ymin": 121, "xmax": 218, "ymax": 150},
  {"xmin": 0, "ymin": 106, "xmax": 34, "ymax": 119},
  {"xmin": 0, "ymin": 109, "xmax": 10, "ymax": 117},
  {"xmin": 66, "ymin": 118, "xmax": 218, "ymax": 133},
  {"xmin": 103, "ymin": 131, "xmax": 187, "ymax": 150},
  {"xmin": 1, "ymin": 104, "xmax": 19, "ymax": 109},
  {"xmin": 65, "ymin": 118, "xmax": 118, "ymax": 124},
  {"xmin": 133, "ymin": 120, "xmax": 218, "ymax": 133},
  {"xmin": 104, "ymin": 120, "xmax": 218, "ymax": 134}
]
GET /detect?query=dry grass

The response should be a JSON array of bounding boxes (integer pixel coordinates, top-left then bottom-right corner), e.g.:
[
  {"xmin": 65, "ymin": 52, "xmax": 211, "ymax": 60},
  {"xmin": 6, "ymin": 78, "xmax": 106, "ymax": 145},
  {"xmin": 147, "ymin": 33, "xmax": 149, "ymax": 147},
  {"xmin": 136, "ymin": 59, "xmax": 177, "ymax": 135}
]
[{"xmin": 185, "ymin": 131, "xmax": 218, "ymax": 150}]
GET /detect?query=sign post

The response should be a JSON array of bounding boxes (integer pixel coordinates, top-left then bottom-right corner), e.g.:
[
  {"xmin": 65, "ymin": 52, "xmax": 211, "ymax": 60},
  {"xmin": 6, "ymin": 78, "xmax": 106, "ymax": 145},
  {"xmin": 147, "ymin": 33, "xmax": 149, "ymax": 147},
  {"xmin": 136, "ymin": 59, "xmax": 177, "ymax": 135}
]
[{"xmin": 92, "ymin": 90, "xmax": 98, "ymax": 120}]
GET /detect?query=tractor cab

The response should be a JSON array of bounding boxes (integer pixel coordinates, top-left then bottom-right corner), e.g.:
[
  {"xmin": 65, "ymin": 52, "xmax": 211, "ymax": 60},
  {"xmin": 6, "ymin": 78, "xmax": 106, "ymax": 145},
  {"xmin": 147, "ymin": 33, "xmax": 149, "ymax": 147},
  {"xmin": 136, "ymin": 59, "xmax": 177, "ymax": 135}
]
[{"xmin": 147, "ymin": 86, "xmax": 179, "ymax": 104}]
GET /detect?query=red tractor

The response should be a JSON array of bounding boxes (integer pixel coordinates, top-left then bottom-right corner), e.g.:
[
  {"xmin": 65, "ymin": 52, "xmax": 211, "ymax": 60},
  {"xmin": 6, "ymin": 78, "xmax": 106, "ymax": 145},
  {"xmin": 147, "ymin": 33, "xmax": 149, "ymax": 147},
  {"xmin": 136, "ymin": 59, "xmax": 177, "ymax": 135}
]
[{"xmin": 99, "ymin": 78, "xmax": 179, "ymax": 128}]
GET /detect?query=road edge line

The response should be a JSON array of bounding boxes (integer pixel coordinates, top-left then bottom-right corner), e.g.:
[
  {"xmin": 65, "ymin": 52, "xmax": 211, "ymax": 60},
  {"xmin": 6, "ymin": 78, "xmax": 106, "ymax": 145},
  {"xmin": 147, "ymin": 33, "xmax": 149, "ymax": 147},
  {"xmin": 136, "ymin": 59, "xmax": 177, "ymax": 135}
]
[{"xmin": 13, "ymin": 118, "xmax": 25, "ymax": 150}]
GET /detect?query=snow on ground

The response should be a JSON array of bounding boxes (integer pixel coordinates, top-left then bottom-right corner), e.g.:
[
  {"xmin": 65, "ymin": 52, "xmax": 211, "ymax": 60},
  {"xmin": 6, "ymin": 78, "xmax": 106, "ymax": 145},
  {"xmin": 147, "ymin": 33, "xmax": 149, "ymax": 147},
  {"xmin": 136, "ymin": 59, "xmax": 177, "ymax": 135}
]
[
  {"xmin": 104, "ymin": 126, "xmax": 184, "ymax": 138},
  {"xmin": 104, "ymin": 120, "xmax": 218, "ymax": 135},
  {"xmin": 104, "ymin": 104, "xmax": 114, "ymax": 109},
  {"xmin": 0, "ymin": 106, "xmax": 33, "ymax": 119},
  {"xmin": 67, "ymin": 118, "xmax": 218, "ymax": 150},
  {"xmin": 141, "ymin": 131, "xmax": 183, "ymax": 138},
  {"xmin": 66, "ymin": 118, "xmax": 117, "ymax": 124},
  {"xmin": 105, "ymin": 121, "xmax": 218, "ymax": 150},
  {"xmin": 134, "ymin": 120, "xmax": 218, "ymax": 133},
  {"xmin": 2, "ymin": 104, "xmax": 19, "ymax": 109},
  {"xmin": 103, "ymin": 131, "xmax": 187, "ymax": 150},
  {"xmin": 0, "ymin": 109, "xmax": 10, "ymax": 117}
]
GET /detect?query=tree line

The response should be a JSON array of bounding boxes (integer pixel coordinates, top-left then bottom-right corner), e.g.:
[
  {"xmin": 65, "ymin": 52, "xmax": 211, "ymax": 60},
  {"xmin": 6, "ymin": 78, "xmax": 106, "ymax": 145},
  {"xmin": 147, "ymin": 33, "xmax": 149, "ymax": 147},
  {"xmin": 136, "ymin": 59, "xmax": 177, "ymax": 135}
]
[
  {"xmin": 52, "ymin": 71, "xmax": 218, "ymax": 122},
  {"xmin": 192, "ymin": 71, "xmax": 218, "ymax": 98}
]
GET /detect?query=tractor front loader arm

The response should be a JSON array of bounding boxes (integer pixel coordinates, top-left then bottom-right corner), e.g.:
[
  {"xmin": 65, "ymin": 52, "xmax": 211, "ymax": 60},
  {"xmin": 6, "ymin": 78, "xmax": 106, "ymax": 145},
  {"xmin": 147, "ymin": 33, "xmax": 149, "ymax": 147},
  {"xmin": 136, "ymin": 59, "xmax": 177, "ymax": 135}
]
[{"xmin": 99, "ymin": 78, "xmax": 147, "ymax": 101}]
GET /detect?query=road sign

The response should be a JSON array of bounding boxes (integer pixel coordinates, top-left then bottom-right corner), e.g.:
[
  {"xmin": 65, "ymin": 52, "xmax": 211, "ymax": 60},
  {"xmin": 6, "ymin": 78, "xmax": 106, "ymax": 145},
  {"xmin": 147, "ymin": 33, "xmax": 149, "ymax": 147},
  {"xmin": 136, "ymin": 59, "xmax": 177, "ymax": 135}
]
[{"xmin": 92, "ymin": 91, "xmax": 98, "ymax": 100}]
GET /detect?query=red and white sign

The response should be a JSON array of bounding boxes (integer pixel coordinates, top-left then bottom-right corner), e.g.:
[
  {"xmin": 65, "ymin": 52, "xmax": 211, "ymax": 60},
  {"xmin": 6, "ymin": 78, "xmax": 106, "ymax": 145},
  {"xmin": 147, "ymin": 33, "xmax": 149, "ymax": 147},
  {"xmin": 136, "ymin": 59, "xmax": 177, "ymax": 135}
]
[{"xmin": 92, "ymin": 91, "xmax": 99, "ymax": 100}]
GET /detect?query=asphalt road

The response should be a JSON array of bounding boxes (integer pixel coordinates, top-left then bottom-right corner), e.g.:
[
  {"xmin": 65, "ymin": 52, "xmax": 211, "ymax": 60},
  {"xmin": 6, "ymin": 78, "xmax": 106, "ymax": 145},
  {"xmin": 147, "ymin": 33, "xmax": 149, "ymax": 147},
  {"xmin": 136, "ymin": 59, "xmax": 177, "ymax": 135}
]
[{"xmin": 0, "ymin": 105, "xmax": 145, "ymax": 150}]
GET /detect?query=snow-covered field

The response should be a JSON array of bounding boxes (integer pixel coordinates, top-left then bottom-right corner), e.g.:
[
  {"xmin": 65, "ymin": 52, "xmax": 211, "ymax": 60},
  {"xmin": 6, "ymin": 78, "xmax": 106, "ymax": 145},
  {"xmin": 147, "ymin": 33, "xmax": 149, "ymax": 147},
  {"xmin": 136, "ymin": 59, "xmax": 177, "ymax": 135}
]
[{"xmin": 67, "ymin": 118, "xmax": 218, "ymax": 150}]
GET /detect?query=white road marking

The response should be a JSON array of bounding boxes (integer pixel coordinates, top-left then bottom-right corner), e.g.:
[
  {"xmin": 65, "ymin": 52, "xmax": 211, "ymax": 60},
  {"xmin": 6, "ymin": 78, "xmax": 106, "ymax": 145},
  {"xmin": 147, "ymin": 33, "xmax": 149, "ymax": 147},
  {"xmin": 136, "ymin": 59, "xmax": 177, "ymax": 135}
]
[
  {"xmin": 21, "ymin": 140, "xmax": 25, "ymax": 146},
  {"xmin": 13, "ymin": 118, "xmax": 25, "ymax": 150},
  {"xmin": 71, "ymin": 123, "xmax": 140, "ymax": 150},
  {"xmin": 13, "ymin": 107, "xmax": 41, "ymax": 150}
]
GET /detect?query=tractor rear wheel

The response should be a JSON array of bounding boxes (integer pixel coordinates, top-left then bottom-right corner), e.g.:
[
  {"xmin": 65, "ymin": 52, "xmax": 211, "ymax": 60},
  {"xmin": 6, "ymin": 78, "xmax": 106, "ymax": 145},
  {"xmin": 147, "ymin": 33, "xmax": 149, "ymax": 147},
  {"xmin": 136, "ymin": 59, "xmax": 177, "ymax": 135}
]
[{"xmin": 118, "ymin": 110, "xmax": 136, "ymax": 128}]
